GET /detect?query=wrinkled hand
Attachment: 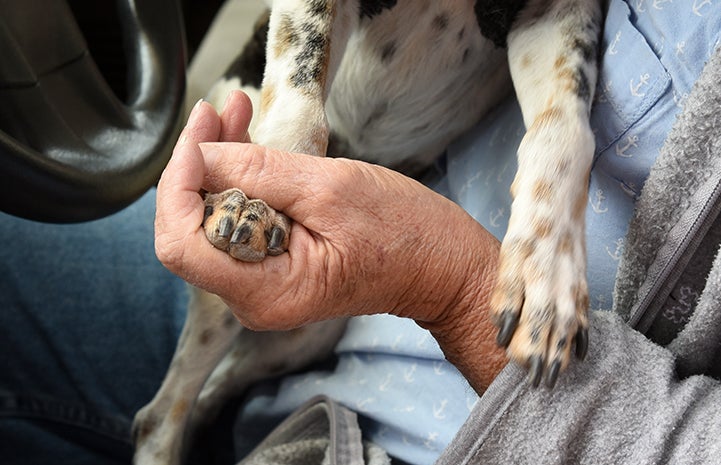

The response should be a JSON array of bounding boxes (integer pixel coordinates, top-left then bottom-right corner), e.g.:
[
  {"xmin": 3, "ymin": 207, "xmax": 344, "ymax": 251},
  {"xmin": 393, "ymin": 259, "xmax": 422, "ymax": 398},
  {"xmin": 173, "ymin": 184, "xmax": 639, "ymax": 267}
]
[{"xmin": 155, "ymin": 91, "xmax": 507, "ymax": 390}]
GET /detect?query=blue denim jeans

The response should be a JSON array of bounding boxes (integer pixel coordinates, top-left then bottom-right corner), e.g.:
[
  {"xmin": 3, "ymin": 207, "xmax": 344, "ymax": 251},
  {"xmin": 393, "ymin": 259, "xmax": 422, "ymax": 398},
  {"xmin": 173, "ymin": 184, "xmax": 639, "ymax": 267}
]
[{"xmin": 0, "ymin": 190, "xmax": 188, "ymax": 464}]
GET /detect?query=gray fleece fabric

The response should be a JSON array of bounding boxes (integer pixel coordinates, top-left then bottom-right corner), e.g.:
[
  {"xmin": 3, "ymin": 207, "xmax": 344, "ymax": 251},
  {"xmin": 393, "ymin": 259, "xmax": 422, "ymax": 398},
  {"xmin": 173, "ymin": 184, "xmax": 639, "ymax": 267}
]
[
  {"xmin": 238, "ymin": 396, "xmax": 390, "ymax": 465},
  {"xmin": 613, "ymin": 47, "xmax": 721, "ymax": 331},
  {"xmin": 434, "ymin": 47, "xmax": 721, "ymax": 465}
]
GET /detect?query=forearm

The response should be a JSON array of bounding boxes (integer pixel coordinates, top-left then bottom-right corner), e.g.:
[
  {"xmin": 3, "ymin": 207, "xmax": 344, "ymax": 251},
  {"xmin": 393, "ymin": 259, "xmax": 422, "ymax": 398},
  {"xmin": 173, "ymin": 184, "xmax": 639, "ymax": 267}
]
[{"xmin": 406, "ymin": 205, "xmax": 508, "ymax": 393}]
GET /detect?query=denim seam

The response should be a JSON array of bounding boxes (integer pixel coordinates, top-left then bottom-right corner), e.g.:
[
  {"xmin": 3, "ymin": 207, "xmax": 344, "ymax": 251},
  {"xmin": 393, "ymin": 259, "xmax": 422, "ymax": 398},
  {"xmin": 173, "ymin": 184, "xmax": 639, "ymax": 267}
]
[{"xmin": 0, "ymin": 390, "xmax": 131, "ymax": 444}]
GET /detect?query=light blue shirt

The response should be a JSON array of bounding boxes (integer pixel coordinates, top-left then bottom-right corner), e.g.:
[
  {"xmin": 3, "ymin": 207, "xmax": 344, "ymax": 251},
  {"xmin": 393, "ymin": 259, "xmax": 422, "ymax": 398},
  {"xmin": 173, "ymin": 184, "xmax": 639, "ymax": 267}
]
[{"xmin": 236, "ymin": 3, "xmax": 721, "ymax": 464}]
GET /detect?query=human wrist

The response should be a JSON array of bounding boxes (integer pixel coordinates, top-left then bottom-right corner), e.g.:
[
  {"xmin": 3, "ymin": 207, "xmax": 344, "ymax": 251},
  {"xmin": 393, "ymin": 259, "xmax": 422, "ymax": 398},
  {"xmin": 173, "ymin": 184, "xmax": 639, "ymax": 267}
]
[{"xmin": 412, "ymin": 216, "xmax": 508, "ymax": 392}]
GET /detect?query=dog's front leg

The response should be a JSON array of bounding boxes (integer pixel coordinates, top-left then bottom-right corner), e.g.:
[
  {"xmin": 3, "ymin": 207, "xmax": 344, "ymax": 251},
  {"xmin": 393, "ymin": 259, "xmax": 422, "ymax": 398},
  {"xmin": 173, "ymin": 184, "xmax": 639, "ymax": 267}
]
[
  {"xmin": 491, "ymin": 0, "xmax": 602, "ymax": 388},
  {"xmin": 203, "ymin": 0, "xmax": 358, "ymax": 262}
]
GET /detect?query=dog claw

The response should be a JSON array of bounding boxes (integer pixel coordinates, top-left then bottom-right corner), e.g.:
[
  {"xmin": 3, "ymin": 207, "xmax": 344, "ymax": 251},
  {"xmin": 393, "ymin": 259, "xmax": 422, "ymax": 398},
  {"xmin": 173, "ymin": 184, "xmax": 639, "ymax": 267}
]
[
  {"xmin": 231, "ymin": 225, "xmax": 252, "ymax": 244},
  {"xmin": 203, "ymin": 205, "xmax": 214, "ymax": 225},
  {"xmin": 575, "ymin": 327, "xmax": 589, "ymax": 361},
  {"xmin": 267, "ymin": 226, "xmax": 285, "ymax": 254},
  {"xmin": 528, "ymin": 355, "xmax": 544, "ymax": 388},
  {"xmin": 218, "ymin": 217, "xmax": 234, "ymax": 238},
  {"xmin": 546, "ymin": 360, "xmax": 561, "ymax": 389},
  {"xmin": 496, "ymin": 311, "xmax": 520, "ymax": 348}
]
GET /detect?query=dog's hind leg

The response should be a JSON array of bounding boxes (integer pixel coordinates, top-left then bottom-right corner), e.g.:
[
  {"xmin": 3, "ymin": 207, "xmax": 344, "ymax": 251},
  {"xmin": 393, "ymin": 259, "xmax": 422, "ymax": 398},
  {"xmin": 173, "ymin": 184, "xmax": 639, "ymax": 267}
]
[
  {"xmin": 132, "ymin": 286, "xmax": 348, "ymax": 465},
  {"xmin": 132, "ymin": 288, "xmax": 241, "ymax": 465},
  {"xmin": 490, "ymin": 0, "xmax": 602, "ymax": 388}
]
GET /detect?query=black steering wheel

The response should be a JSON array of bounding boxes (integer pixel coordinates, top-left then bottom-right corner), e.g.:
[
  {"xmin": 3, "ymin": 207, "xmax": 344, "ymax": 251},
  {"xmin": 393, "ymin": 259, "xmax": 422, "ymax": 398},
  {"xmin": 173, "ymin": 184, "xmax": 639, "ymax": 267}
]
[{"xmin": 0, "ymin": 0, "xmax": 186, "ymax": 222}]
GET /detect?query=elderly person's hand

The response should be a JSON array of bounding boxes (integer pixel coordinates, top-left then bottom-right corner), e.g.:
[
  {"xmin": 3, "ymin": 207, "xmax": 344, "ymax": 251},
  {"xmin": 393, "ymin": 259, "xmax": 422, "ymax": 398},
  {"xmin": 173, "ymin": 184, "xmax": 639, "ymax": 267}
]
[{"xmin": 155, "ymin": 90, "xmax": 506, "ymax": 391}]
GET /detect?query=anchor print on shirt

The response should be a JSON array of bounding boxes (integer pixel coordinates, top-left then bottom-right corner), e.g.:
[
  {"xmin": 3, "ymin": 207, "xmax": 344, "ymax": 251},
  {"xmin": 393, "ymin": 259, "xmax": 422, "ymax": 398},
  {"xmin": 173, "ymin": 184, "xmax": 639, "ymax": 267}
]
[
  {"xmin": 692, "ymin": 0, "xmax": 712, "ymax": 16},
  {"xmin": 378, "ymin": 373, "xmax": 393, "ymax": 392},
  {"xmin": 608, "ymin": 30, "xmax": 622, "ymax": 55},
  {"xmin": 423, "ymin": 432, "xmax": 440, "ymax": 450},
  {"xmin": 590, "ymin": 188, "xmax": 609, "ymax": 214},
  {"xmin": 630, "ymin": 73, "xmax": 651, "ymax": 97},
  {"xmin": 605, "ymin": 237, "xmax": 625, "ymax": 261},
  {"xmin": 433, "ymin": 399, "xmax": 448, "ymax": 420},
  {"xmin": 404, "ymin": 363, "xmax": 417, "ymax": 383},
  {"xmin": 489, "ymin": 208, "xmax": 505, "ymax": 228},
  {"xmin": 653, "ymin": 0, "xmax": 673, "ymax": 10},
  {"xmin": 616, "ymin": 134, "xmax": 639, "ymax": 158}
]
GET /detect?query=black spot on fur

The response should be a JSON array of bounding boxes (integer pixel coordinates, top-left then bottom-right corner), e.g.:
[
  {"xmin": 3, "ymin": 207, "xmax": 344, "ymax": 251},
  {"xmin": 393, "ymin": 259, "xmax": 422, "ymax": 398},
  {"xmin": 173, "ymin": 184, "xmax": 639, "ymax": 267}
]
[
  {"xmin": 363, "ymin": 103, "xmax": 387, "ymax": 130},
  {"xmin": 432, "ymin": 12, "xmax": 450, "ymax": 31},
  {"xmin": 223, "ymin": 10, "xmax": 269, "ymax": 88},
  {"xmin": 221, "ymin": 202, "xmax": 238, "ymax": 213},
  {"xmin": 473, "ymin": 0, "xmax": 528, "ymax": 48},
  {"xmin": 530, "ymin": 326, "xmax": 541, "ymax": 344},
  {"xmin": 307, "ymin": 0, "xmax": 331, "ymax": 17},
  {"xmin": 359, "ymin": 0, "xmax": 397, "ymax": 19},
  {"xmin": 573, "ymin": 67, "xmax": 591, "ymax": 104},
  {"xmin": 573, "ymin": 36, "xmax": 596, "ymax": 63},
  {"xmin": 290, "ymin": 23, "xmax": 328, "ymax": 88},
  {"xmin": 569, "ymin": 22, "xmax": 600, "ymax": 105},
  {"xmin": 380, "ymin": 41, "xmax": 397, "ymax": 63},
  {"xmin": 245, "ymin": 212, "xmax": 259, "ymax": 222},
  {"xmin": 327, "ymin": 132, "xmax": 351, "ymax": 158}
]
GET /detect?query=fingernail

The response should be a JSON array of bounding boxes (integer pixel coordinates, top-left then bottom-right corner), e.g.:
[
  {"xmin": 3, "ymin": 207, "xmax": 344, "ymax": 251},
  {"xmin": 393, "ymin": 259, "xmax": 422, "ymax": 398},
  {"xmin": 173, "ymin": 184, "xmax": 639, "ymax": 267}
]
[
  {"xmin": 187, "ymin": 98, "xmax": 205, "ymax": 125},
  {"xmin": 221, "ymin": 92, "xmax": 232, "ymax": 113}
]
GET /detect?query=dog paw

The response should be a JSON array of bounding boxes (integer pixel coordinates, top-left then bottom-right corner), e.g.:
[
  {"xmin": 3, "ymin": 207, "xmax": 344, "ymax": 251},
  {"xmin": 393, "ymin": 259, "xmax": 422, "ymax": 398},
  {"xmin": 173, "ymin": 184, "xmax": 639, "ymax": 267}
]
[
  {"xmin": 490, "ymin": 223, "xmax": 589, "ymax": 389},
  {"xmin": 203, "ymin": 188, "xmax": 291, "ymax": 262}
]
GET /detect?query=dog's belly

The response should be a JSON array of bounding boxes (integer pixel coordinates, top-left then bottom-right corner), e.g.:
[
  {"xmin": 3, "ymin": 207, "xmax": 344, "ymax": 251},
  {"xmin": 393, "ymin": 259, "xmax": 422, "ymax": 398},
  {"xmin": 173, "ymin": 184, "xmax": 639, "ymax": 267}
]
[{"xmin": 325, "ymin": 1, "xmax": 511, "ymax": 174}]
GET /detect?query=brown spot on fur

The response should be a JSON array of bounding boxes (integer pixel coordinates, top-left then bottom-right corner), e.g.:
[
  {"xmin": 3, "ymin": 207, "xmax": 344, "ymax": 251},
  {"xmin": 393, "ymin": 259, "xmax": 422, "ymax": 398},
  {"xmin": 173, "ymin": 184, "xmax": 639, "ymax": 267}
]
[
  {"xmin": 558, "ymin": 232, "xmax": 573, "ymax": 254},
  {"xmin": 304, "ymin": 126, "xmax": 329, "ymax": 156},
  {"xmin": 260, "ymin": 84, "xmax": 275, "ymax": 115},
  {"xmin": 274, "ymin": 14, "xmax": 298, "ymax": 57},
  {"xmin": 572, "ymin": 189, "xmax": 588, "ymax": 220},
  {"xmin": 133, "ymin": 415, "xmax": 158, "ymax": 445},
  {"xmin": 520, "ymin": 53, "xmax": 532, "ymax": 69},
  {"xmin": 532, "ymin": 180, "xmax": 554, "ymax": 202},
  {"xmin": 557, "ymin": 158, "xmax": 571, "ymax": 175},
  {"xmin": 199, "ymin": 328, "xmax": 213, "ymax": 345},
  {"xmin": 511, "ymin": 238, "xmax": 536, "ymax": 260},
  {"xmin": 171, "ymin": 399, "xmax": 189, "ymax": 422},
  {"xmin": 554, "ymin": 55, "xmax": 568, "ymax": 70},
  {"xmin": 490, "ymin": 277, "xmax": 523, "ymax": 317},
  {"xmin": 557, "ymin": 67, "xmax": 578, "ymax": 93},
  {"xmin": 223, "ymin": 312, "xmax": 237, "ymax": 328},
  {"xmin": 576, "ymin": 288, "xmax": 589, "ymax": 313},
  {"xmin": 533, "ymin": 217, "xmax": 553, "ymax": 238},
  {"xmin": 531, "ymin": 107, "xmax": 563, "ymax": 132}
]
